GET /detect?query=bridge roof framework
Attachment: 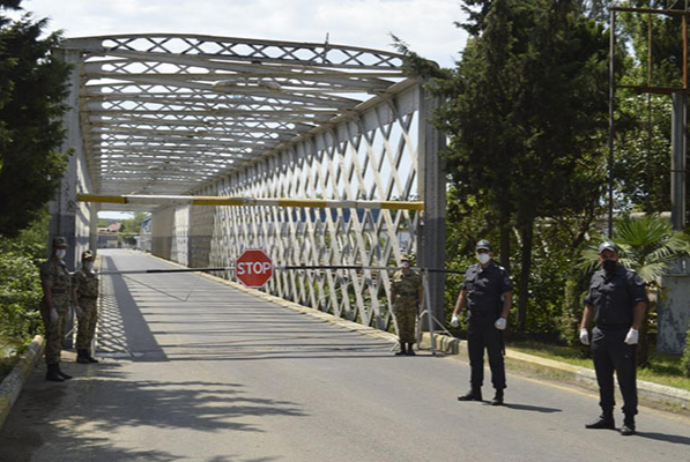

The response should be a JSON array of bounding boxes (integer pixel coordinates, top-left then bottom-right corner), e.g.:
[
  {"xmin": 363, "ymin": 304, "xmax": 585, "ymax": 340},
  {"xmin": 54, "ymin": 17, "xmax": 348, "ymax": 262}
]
[{"xmin": 61, "ymin": 34, "xmax": 411, "ymax": 203}]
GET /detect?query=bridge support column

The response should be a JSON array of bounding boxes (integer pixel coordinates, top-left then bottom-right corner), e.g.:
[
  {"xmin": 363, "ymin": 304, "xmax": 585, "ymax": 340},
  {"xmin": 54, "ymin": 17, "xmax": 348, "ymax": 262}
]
[
  {"xmin": 417, "ymin": 84, "xmax": 446, "ymax": 330},
  {"xmin": 49, "ymin": 49, "xmax": 83, "ymax": 269}
]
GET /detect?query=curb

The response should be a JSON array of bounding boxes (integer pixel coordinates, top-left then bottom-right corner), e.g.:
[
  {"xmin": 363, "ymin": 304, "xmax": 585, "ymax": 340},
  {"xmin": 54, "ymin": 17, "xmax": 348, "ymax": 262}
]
[
  {"xmin": 420, "ymin": 332, "xmax": 690, "ymax": 411},
  {"xmin": 142, "ymin": 252, "xmax": 690, "ymax": 411},
  {"xmin": 0, "ymin": 335, "xmax": 44, "ymax": 431}
]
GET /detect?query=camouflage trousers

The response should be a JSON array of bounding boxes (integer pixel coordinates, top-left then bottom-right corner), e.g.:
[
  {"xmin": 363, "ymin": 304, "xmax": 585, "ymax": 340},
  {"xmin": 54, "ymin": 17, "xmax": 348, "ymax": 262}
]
[
  {"xmin": 41, "ymin": 296, "xmax": 69, "ymax": 365},
  {"xmin": 394, "ymin": 299, "xmax": 418, "ymax": 343},
  {"xmin": 76, "ymin": 298, "xmax": 98, "ymax": 350}
]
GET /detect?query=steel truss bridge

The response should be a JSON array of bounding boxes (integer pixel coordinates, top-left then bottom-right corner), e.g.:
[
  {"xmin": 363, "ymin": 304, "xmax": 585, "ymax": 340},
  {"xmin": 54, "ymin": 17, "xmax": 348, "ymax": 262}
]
[{"xmin": 50, "ymin": 34, "xmax": 446, "ymax": 333}]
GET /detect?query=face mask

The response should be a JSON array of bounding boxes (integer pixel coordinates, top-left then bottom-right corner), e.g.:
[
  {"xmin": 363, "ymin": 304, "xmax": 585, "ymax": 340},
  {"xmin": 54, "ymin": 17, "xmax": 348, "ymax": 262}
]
[
  {"xmin": 477, "ymin": 253, "xmax": 491, "ymax": 265},
  {"xmin": 602, "ymin": 259, "xmax": 617, "ymax": 273},
  {"xmin": 84, "ymin": 261, "xmax": 94, "ymax": 270},
  {"xmin": 55, "ymin": 249, "xmax": 66, "ymax": 259},
  {"xmin": 401, "ymin": 261, "xmax": 410, "ymax": 268}
]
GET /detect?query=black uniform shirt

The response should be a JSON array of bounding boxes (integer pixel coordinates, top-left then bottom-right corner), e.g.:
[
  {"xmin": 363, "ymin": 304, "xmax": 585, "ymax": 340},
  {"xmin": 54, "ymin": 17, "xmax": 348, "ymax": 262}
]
[
  {"xmin": 461, "ymin": 261, "xmax": 513, "ymax": 316},
  {"xmin": 585, "ymin": 265, "xmax": 648, "ymax": 328}
]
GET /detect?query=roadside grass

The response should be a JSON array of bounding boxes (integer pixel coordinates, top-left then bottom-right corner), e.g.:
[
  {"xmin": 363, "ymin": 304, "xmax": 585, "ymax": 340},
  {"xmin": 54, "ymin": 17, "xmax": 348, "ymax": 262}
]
[{"xmin": 509, "ymin": 340, "xmax": 690, "ymax": 392}]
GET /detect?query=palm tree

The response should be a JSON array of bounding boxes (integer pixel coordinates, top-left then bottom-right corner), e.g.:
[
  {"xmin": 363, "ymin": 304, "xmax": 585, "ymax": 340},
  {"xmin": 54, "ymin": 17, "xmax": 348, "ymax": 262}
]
[{"xmin": 578, "ymin": 215, "xmax": 690, "ymax": 366}]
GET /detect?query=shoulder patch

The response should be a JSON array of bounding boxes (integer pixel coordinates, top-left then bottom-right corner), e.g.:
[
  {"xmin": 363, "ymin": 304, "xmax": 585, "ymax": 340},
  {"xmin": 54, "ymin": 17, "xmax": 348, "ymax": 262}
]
[{"xmin": 633, "ymin": 274, "xmax": 645, "ymax": 286}]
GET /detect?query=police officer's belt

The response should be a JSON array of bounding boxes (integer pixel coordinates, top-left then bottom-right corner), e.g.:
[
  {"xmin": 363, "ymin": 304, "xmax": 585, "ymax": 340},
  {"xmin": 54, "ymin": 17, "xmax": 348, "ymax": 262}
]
[{"xmin": 51, "ymin": 289, "xmax": 67, "ymax": 294}]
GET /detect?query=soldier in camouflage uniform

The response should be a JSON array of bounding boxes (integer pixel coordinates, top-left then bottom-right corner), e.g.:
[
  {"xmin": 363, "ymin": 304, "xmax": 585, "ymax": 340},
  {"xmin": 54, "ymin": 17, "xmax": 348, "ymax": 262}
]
[
  {"xmin": 72, "ymin": 250, "xmax": 100, "ymax": 364},
  {"xmin": 39, "ymin": 237, "xmax": 73, "ymax": 382},
  {"xmin": 391, "ymin": 253, "xmax": 423, "ymax": 356}
]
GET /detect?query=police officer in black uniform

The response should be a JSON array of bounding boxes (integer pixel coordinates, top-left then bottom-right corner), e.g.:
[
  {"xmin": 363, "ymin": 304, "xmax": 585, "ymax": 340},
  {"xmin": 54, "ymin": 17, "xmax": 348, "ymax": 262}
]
[
  {"xmin": 451, "ymin": 240, "xmax": 513, "ymax": 405},
  {"xmin": 580, "ymin": 241, "xmax": 647, "ymax": 436}
]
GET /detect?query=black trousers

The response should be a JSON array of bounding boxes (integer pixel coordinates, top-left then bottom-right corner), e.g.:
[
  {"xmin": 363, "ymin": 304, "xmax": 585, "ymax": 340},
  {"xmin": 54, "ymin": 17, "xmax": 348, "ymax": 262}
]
[
  {"xmin": 467, "ymin": 317, "xmax": 505, "ymax": 390},
  {"xmin": 591, "ymin": 327, "xmax": 638, "ymax": 417}
]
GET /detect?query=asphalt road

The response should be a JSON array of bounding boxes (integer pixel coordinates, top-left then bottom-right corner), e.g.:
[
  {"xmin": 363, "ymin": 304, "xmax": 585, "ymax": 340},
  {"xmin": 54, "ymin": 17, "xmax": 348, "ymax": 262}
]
[{"xmin": 1, "ymin": 249, "xmax": 690, "ymax": 462}]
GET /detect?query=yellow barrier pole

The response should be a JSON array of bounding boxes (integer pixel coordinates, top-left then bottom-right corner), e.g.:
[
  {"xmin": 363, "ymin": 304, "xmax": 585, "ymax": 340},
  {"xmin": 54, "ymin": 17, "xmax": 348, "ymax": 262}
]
[{"xmin": 77, "ymin": 194, "xmax": 424, "ymax": 211}]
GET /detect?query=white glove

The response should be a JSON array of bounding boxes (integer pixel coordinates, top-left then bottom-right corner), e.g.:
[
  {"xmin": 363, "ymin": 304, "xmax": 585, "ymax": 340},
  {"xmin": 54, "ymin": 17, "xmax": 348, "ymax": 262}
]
[
  {"xmin": 450, "ymin": 314, "xmax": 459, "ymax": 328},
  {"xmin": 624, "ymin": 328, "xmax": 639, "ymax": 345},
  {"xmin": 579, "ymin": 328, "xmax": 590, "ymax": 345},
  {"xmin": 50, "ymin": 308, "xmax": 59, "ymax": 324},
  {"xmin": 495, "ymin": 317, "xmax": 507, "ymax": 330}
]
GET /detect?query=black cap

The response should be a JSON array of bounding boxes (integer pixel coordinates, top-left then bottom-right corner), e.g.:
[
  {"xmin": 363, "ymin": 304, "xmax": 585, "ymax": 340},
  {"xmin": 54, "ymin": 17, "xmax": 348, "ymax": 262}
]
[
  {"xmin": 52, "ymin": 236, "xmax": 67, "ymax": 248},
  {"xmin": 598, "ymin": 241, "xmax": 618, "ymax": 254},
  {"xmin": 475, "ymin": 239, "xmax": 491, "ymax": 251}
]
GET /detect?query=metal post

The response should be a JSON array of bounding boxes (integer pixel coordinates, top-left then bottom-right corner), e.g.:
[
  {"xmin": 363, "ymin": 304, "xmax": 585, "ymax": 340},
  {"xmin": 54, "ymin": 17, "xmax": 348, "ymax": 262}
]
[
  {"xmin": 672, "ymin": 92, "xmax": 687, "ymax": 231},
  {"xmin": 423, "ymin": 268, "xmax": 436, "ymax": 356},
  {"xmin": 417, "ymin": 83, "xmax": 447, "ymax": 330},
  {"xmin": 608, "ymin": 10, "xmax": 616, "ymax": 237},
  {"xmin": 90, "ymin": 203, "xmax": 99, "ymax": 252}
]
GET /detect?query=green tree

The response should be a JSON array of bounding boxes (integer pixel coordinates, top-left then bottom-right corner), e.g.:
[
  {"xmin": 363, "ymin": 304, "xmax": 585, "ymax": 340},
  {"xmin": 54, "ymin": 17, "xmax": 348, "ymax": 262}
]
[
  {"xmin": 579, "ymin": 215, "xmax": 690, "ymax": 366},
  {"xmin": 0, "ymin": 0, "xmax": 70, "ymax": 238},
  {"xmin": 433, "ymin": 0, "xmax": 611, "ymax": 331}
]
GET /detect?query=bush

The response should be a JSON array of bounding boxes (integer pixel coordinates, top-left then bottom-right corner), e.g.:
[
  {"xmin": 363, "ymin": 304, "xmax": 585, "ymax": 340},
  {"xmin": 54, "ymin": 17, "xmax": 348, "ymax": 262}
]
[{"xmin": 0, "ymin": 212, "xmax": 49, "ymax": 343}]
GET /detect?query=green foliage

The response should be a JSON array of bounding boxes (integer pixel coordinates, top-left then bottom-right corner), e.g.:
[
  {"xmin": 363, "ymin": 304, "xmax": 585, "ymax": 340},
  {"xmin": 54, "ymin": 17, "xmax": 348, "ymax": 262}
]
[
  {"xmin": 578, "ymin": 215, "xmax": 690, "ymax": 284},
  {"xmin": 682, "ymin": 321, "xmax": 690, "ymax": 378},
  {"xmin": 0, "ymin": 211, "xmax": 49, "ymax": 343},
  {"xmin": 0, "ymin": 0, "xmax": 71, "ymax": 238}
]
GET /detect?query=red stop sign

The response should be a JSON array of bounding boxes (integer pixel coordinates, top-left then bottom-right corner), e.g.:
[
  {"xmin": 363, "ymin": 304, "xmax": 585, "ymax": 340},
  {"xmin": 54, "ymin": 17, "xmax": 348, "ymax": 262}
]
[{"xmin": 235, "ymin": 249, "xmax": 273, "ymax": 288}]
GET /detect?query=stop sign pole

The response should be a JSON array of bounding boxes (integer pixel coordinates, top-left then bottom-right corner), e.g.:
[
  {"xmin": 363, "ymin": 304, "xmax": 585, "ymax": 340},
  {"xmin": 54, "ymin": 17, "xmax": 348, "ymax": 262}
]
[{"xmin": 235, "ymin": 249, "xmax": 273, "ymax": 288}]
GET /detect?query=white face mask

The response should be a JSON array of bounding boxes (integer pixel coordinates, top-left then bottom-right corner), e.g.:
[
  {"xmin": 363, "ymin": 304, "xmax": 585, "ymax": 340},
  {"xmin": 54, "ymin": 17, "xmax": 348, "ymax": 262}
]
[
  {"xmin": 401, "ymin": 261, "xmax": 410, "ymax": 268},
  {"xmin": 55, "ymin": 249, "xmax": 67, "ymax": 259},
  {"xmin": 84, "ymin": 261, "xmax": 94, "ymax": 270},
  {"xmin": 477, "ymin": 253, "xmax": 491, "ymax": 265}
]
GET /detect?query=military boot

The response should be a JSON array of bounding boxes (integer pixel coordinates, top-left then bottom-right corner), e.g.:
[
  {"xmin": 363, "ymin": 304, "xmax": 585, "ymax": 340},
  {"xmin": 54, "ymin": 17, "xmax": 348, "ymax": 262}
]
[
  {"xmin": 406, "ymin": 343, "xmax": 416, "ymax": 356},
  {"xmin": 490, "ymin": 389, "xmax": 504, "ymax": 406},
  {"xmin": 56, "ymin": 364, "xmax": 73, "ymax": 380},
  {"xmin": 86, "ymin": 353, "xmax": 99, "ymax": 364},
  {"xmin": 45, "ymin": 364, "xmax": 64, "ymax": 382},
  {"xmin": 395, "ymin": 342, "xmax": 407, "ymax": 356},
  {"xmin": 457, "ymin": 388, "xmax": 483, "ymax": 402},
  {"xmin": 77, "ymin": 349, "xmax": 90, "ymax": 364},
  {"xmin": 620, "ymin": 416, "xmax": 636, "ymax": 436},
  {"xmin": 585, "ymin": 413, "xmax": 615, "ymax": 430}
]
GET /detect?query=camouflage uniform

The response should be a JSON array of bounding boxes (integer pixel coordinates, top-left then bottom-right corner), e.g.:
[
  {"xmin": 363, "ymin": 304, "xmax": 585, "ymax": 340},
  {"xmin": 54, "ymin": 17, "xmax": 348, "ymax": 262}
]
[
  {"xmin": 392, "ymin": 269, "xmax": 422, "ymax": 343},
  {"xmin": 39, "ymin": 258, "xmax": 72, "ymax": 365},
  {"xmin": 73, "ymin": 267, "xmax": 99, "ymax": 350}
]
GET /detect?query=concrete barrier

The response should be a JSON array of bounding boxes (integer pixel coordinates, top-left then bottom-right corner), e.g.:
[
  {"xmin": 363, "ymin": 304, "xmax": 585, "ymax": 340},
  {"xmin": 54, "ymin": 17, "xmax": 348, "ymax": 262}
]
[{"xmin": 0, "ymin": 335, "xmax": 44, "ymax": 431}]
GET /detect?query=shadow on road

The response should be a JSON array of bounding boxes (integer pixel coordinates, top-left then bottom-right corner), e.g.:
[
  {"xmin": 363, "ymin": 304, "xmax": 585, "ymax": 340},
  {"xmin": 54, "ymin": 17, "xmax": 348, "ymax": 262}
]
[
  {"xmin": 0, "ymin": 360, "xmax": 306, "ymax": 461},
  {"xmin": 636, "ymin": 431, "xmax": 690, "ymax": 446},
  {"xmin": 71, "ymin": 378, "xmax": 306, "ymax": 433},
  {"xmin": 501, "ymin": 403, "xmax": 562, "ymax": 413}
]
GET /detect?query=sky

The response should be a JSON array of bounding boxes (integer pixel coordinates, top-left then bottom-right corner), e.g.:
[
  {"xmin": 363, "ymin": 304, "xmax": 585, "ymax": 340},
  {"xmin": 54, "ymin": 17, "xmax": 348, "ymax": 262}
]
[
  {"xmin": 14, "ymin": 0, "xmax": 469, "ymax": 219},
  {"xmin": 18, "ymin": 0, "xmax": 467, "ymax": 69}
]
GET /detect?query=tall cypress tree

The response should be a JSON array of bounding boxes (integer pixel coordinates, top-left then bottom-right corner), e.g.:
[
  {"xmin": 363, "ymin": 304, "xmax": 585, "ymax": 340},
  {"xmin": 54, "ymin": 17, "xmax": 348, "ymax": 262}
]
[
  {"xmin": 0, "ymin": 0, "xmax": 70, "ymax": 237},
  {"xmin": 437, "ymin": 0, "xmax": 610, "ymax": 330}
]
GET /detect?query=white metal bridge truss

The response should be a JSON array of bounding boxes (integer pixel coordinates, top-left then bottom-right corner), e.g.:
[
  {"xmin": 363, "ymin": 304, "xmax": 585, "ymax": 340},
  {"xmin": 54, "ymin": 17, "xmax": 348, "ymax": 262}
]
[{"xmin": 58, "ymin": 35, "xmax": 446, "ymax": 333}]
